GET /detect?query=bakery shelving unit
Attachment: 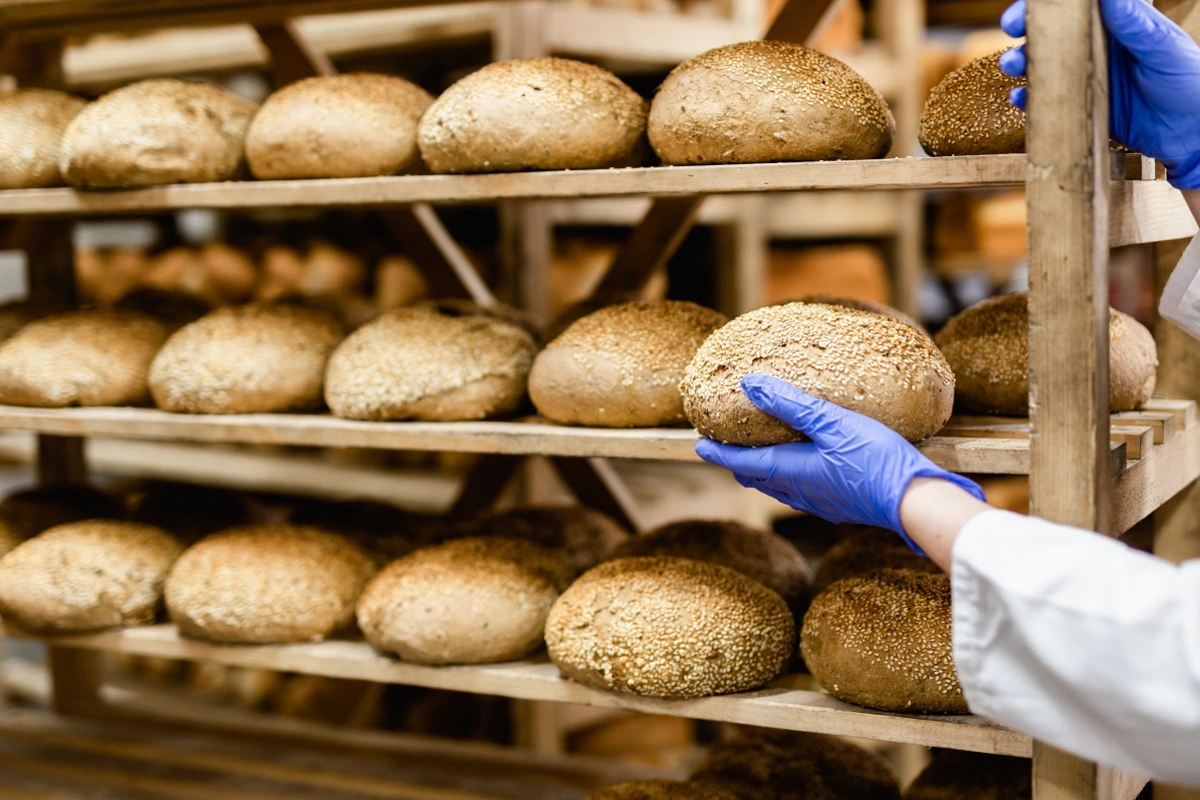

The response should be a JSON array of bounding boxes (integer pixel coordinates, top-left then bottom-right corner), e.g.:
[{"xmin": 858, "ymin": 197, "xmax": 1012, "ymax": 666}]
[{"xmin": 1, "ymin": 0, "xmax": 1198, "ymax": 796}]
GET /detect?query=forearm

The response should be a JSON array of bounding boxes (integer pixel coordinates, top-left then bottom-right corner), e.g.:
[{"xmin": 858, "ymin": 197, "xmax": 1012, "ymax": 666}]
[{"xmin": 898, "ymin": 477, "xmax": 992, "ymax": 570}]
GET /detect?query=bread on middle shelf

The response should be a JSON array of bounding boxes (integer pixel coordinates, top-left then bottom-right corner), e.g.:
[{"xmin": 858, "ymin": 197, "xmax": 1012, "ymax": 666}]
[{"xmin": 0, "ymin": 88, "xmax": 87, "ymax": 189}]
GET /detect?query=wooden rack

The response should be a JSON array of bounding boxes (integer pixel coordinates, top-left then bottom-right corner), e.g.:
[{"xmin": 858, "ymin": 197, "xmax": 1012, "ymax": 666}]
[{"xmin": 2, "ymin": 0, "xmax": 1199, "ymax": 796}]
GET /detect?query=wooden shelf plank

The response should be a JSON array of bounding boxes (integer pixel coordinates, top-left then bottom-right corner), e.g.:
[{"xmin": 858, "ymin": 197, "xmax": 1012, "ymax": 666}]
[
  {"xmin": 0, "ymin": 156, "xmax": 1028, "ymax": 217},
  {"xmin": 24, "ymin": 625, "xmax": 1031, "ymax": 757},
  {"xmin": 1109, "ymin": 179, "xmax": 1198, "ymax": 247}
]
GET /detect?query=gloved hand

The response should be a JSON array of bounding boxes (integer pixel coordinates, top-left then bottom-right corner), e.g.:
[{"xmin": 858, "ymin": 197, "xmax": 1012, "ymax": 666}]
[
  {"xmin": 695, "ymin": 374, "xmax": 986, "ymax": 554},
  {"xmin": 999, "ymin": 0, "xmax": 1200, "ymax": 189}
]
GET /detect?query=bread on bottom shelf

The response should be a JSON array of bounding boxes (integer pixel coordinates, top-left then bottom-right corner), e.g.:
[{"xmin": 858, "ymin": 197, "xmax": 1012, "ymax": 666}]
[
  {"xmin": 165, "ymin": 525, "xmax": 374, "ymax": 644},
  {"xmin": 545, "ymin": 556, "xmax": 795, "ymax": 699},
  {"xmin": 810, "ymin": 525, "xmax": 940, "ymax": 596},
  {"xmin": 356, "ymin": 537, "xmax": 573, "ymax": 665},
  {"xmin": 462, "ymin": 504, "xmax": 629, "ymax": 574},
  {"xmin": 801, "ymin": 569, "xmax": 967, "ymax": 714},
  {"xmin": 904, "ymin": 749, "xmax": 1030, "ymax": 799},
  {"xmin": 0, "ymin": 89, "xmax": 87, "ymax": 189},
  {"xmin": 587, "ymin": 781, "xmax": 742, "ymax": 800},
  {"xmin": 0, "ymin": 520, "xmax": 183, "ymax": 634}
]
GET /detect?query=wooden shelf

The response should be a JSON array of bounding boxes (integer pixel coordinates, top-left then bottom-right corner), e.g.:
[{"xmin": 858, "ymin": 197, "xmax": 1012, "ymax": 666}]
[
  {"xmin": 0, "ymin": 156, "xmax": 1027, "ymax": 217},
  {"xmin": 28, "ymin": 625, "xmax": 1031, "ymax": 757}
]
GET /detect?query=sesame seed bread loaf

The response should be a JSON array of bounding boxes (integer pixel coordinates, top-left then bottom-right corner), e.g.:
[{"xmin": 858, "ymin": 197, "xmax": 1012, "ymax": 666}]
[
  {"xmin": 0, "ymin": 310, "xmax": 168, "ymax": 407},
  {"xmin": 797, "ymin": 294, "xmax": 926, "ymax": 335},
  {"xmin": 0, "ymin": 520, "xmax": 183, "ymax": 634},
  {"xmin": 545, "ymin": 556, "xmax": 795, "ymax": 698},
  {"xmin": 417, "ymin": 57, "xmax": 648, "ymax": 173},
  {"xmin": 246, "ymin": 74, "xmax": 435, "ymax": 179},
  {"xmin": 811, "ymin": 526, "xmax": 940, "ymax": 596},
  {"xmin": 933, "ymin": 292, "xmax": 1157, "ymax": 414},
  {"xmin": 60, "ymin": 79, "xmax": 258, "ymax": 188},
  {"xmin": 801, "ymin": 569, "xmax": 967, "ymax": 714},
  {"xmin": 529, "ymin": 301, "xmax": 727, "ymax": 428},
  {"xmin": 610, "ymin": 519, "xmax": 811, "ymax": 613},
  {"xmin": 148, "ymin": 303, "xmax": 343, "ymax": 414},
  {"xmin": 356, "ymin": 537, "xmax": 573, "ymax": 664},
  {"xmin": 648, "ymin": 41, "xmax": 895, "ymax": 166},
  {"xmin": 0, "ymin": 89, "xmax": 87, "ymax": 189},
  {"xmin": 904, "ymin": 750, "xmax": 1031, "ymax": 800},
  {"xmin": 165, "ymin": 525, "xmax": 375, "ymax": 644},
  {"xmin": 464, "ymin": 505, "xmax": 628, "ymax": 574},
  {"xmin": 587, "ymin": 782, "xmax": 743, "ymax": 800},
  {"xmin": 919, "ymin": 51, "xmax": 1025, "ymax": 156},
  {"xmin": 324, "ymin": 301, "xmax": 537, "ymax": 421},
  {"xmin": 681, "ymin": 302, "xmax": 955, "ymax": 446}
]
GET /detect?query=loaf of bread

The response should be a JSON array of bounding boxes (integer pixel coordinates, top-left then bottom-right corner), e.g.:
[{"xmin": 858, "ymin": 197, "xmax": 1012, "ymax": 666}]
[
  {"xmin": 801, "ymin": 569, "xmax": 967, "ymax": 713},
  {"xmin": 465, "ymin": 505, "xmax": 628, "ymax": 574},
  {"xmin": 0, "ymin": 521, "xmax": 183, "ymax": 633},
  {"xmin": 649, "ymin": 41, "xmax": 894, "ymax": 165},
  {"xmin": 919, "ymin": 50, "xmax": 1025, "ymax": 156},
  {"xmin": 797, "ymin": 294, "xmax": 926, "ymax": 335},
  {"xmin": 546, "ymin": 556, "xmax": 794, "ymax": 698},
  {"xmin": 324, "ymin": 301, "xmax": 537, "ymax": 421},
  {"xmin": 357, "ymin": 537, "xmax": 573, "ymax": 664},
  {"xmin": 149, "ymin": 303, "xmax": 343, "ymax": 414},
  {"xmin": 418, "ymin": 57, "xmax": 647, "ymax": 173},
  {"xmin": 246, "ymin": 74, "xmax": 435, "ymax": 179},
  {"xmin": 811, "ymin": 525, "xmax": 940, "ymax": 596},
  {"xmin": 0, "ymin": 310, "xmax": 168, "ymax": 407},
  {"xmin": 933, "ymin": 292, "xmax": 1157, "ymax": 414},
  {"xmin": 0, "ymin": 89, "xmax": 87, "ymax": 189},
  {"xmin": 529, "ymin": 301, "xmax": 727, "ymax": 427},
  {"xmin": 905, "ymin": 750, "xmax": 1031, "ymax": 800},
  {"xmin": 165, "ymin": 525, "xmax": 374, "ymax": 643},
  {"xmin": 681, "ymin": 302, "xmax": 954, "ymax": 446},
  {"xmin": 60, "ymin": 79, "xmax": 258, "ymax": 188}
]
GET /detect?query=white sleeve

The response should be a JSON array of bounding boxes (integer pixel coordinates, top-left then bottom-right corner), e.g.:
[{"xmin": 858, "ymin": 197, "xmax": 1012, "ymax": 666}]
[
  {"xmin": 952, "ymin": 509, "xmax": 1200, "ymax": 786},
  {"xmin": 1159, "ymin": 233, "xmax": 1200, "ymax": 341}
]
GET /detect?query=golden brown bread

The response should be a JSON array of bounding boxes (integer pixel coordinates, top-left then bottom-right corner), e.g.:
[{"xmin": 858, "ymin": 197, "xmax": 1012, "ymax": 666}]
[
  {"xmin": 811, "ymin": 526, "xmax": 940, "ymax": 596},
  {"xmin": 919, "ymin": 50, "xmax": 1025, "ymax": 156},
  {"xmin": 0, "ymin": 88, "xmax": 87, "ymax": 189}
]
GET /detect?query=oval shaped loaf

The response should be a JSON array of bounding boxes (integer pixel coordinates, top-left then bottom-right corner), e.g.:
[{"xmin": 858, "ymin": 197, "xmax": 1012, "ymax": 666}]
[
  {"xmin": 801, "ymin": 569, "xmax": 967, "ymax": 714},
  {"xmin": 324, "ymin": 302, "xmax": 537, "ymax": 421},
  {"xmin": 811, "ymin": 525, "xmax": 939, "ymax": 596},
  {"xmin": 529, "ymin": 301, "xmax": 727, "ymax": 427},
  {"xmin": 919, "ymin": 50, "xmax": 1025, "ymax": 156},
  {"xmin": 0, "ymin": 89, "xmax": 87, "ymax": 189},
  {"xmin": 246, "ymin": 73, "xmax": 435, "ymax": 179},
  {"xmin": 933, "ymin": 292, "xmax": 1157, "ymax": 414},
  {"xmin": 165, "ymin": 525, "xmax": 374, "ymax": 643},
  {"xmin": 60, "ymin": 78, "xmax": 258, "ymax": 188},
  {"xmin": 681, "ymin": 302, "xmax": 954, "ymax": 446},
  {"xmin": 905, "ymin": 750, "xmax": 1031, "ymax": 800},
  {"xmin": 418, "ymin": 57, "xmax": 647, "ymax": 173},
  {"xmin": 0, "ymin": 520, "xmax": 182, "ymax": 634},
  {"xmin": 797, "ymin": 294, "xmax": 926, "ymax": 335},
  {"xmin": 149, "ymin": 303, "xmax": 343, "ymax": 414},
  {"xmin": 466, "ymin": 504, "xmax": 628, "ymax": 574},
  {"xmin": 545, "ymin": 556, "xmax": 795, "ymax": 698},
  {"xmin": 0, "ymin": 310, "xmax": 168, "ymax": 407},
  {"xmin": 588, "ymin": 782, "xmax": 742, "ymax": 800},
  {"xmin": 610, "ymin": 519, "xmax": 810, "ymax": 611},
  {"xmin": 357, "ymin": 537, "xmax": 573, "ymax": 664},
  {"xmin": 649, "ymin": 41, "xmax": 894, "ymax": 166}
]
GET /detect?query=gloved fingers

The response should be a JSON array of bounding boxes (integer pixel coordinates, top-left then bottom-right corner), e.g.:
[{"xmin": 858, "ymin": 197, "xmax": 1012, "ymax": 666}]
[
  {"xmin": 1009, "ymin": 86, "xmax": 1027, "ymax": 110},
  {"xmin": 732, "ymin": 474, "xmax": 809, "ymax": 514},
  {"xmin": 1100, "ymin": 0, "xmax": 1173, "ymax": 55},
  {"xmin": 1000, "ymin": 0, "xmax": 1025, "ymax": 37},
  {"xmin": 741, "ymin": 374, "xmax": 850, "ymax": 448},
  {"xmin": 696, "ymin": 438, "xmax": 779, "ymax": 481},
  {"xmin": 999, "ymin": 45, "xmax": 1026, "ymax": 78}
]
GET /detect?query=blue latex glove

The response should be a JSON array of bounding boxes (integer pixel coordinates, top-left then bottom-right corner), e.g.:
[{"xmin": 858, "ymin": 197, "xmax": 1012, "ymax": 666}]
[
  {"xmin": 695, "ymin": 374, "xmax": 986, "ymax": 554},
  {"xmin": 999, "ymin": 0, "xmax": 1200, "ymax": 189}
]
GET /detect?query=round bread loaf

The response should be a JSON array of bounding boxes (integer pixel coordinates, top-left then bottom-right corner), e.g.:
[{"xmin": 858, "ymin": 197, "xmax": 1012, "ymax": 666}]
[
  {"xmin": 0, "ymin": 89, "xmax": 87, "ymax": 189},
  {"xmin": 811, "ymin": 526, "xmax": 940, "ymax": 596},
  {"xmin": 356, "ymin": 537, "xmax": 573, "ymax": 664},
  {"xmin": 60, "ymin": 78, "xmax": 258, "ymax": 188},
  {"xmin": 904, "ymin": 750, "xmax": 1030, "ymax": 800},
  {"xmin": 797, "ymin": 295, "xmax": 926, "ymax": 335},
  {"xmin": 149, "ymin": 303, "xmax": 343, "ymax": 414},
  {"xmin": 165, "ymin": 525, "xmax": 374, "ymax": 643},
  {"xmin": 801, "ymin": 569, "xmax": 966, "ymax": 713},
  {"xmin": 128, "ymin": 481, "xmax": 252, "ymax": 544},
  {"xmin": 545, "ymin": 556, "xmax": 794, "ymax": 698},
  {"xmin": 0, "ymin": 520, "xmax": 182, "ymax": 634},
  {"xmin": 0, "ymin": 310, "xmax": 168, "ymax": 407},
  {"xmin": 610, "ymin": 519, "xmax": 811, "ymax": 611},
  {"xmin": 690, "ymin": 729, "xmax": 901, "ymax": 800},
  {"xmin": 466, "ymin": 505, "xmax": 628, "ymax": 574},
  {"xmin": 933, "ymin": 292, "xmax": 1157, "ymax": 414},
  {"xmin": 417, "ymin": 57, "xmax": 647, "ymax": 173},
  {"xmin": 648, "ymin": 41, "xmax": 894, "ymax": 166},
  {"xmin": 246, "ymin": 73, "xmax": 435, "ymax": 179},
  {"xmin": 324, "ymin": 301, "xmax": 537, "ymax": 421},
  {"xmin": 919, "ymin": 50, "xmax": 1025, "ymax": 156},
  {"xmin": 681, "ymin": 302, "xmax": 955, "ymax": 446},
  {"xmin": 529, "ymin": 301, "xmax": 727, "ymax": 427},
  {"xmin": 588, "ymin": 782, "xmax": 742, "ymax": 800}
]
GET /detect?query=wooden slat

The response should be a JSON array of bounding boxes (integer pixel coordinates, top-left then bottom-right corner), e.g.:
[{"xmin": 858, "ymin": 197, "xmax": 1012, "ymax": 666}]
[
  {"xmin": 1110, "ymin": 410, "xmax": 1175, "ymax": 444},
  {"xmin": 1142, "ymin": 398, "xmax": 1196, "ymax": 429},
  {"xmin": 255, "ymin": 19, "xmax": 335, "ymax": 83},
  {"xmin": 592, "ymin": 196, "xmax": 702, "ymax": 300},
  {"xmin": 0, "ymin": 157, "xmax": 1030, "ymax": 217},
  {"xmin": 19, "ymin": 628, "xmax": 1031, "ymax": 757},
  {"xmin": 1113, "ymin": 406, "xmax": 1200, "ymax": 534},
  {"xmin": 1108, "ymin": 178, "xmax": 1198, "ymax": 247}
]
